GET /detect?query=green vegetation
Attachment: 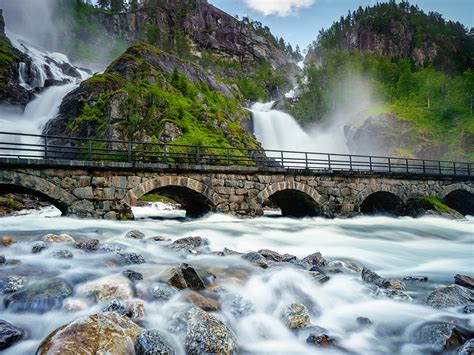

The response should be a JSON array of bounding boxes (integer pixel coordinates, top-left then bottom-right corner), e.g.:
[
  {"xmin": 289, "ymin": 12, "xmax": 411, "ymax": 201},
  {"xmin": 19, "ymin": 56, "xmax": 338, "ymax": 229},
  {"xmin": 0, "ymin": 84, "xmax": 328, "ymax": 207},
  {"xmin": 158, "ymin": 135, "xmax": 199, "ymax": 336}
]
[
  {"xmin": 70, "ymin": 44, "xmax": 259, "ymax": 157},
  {"xmin": 415, "ymin": 196, "xmax": 458, "ymax": 215},
  {"xmin": 139, "ymin": 194, "xmax": 177, "ymax": 204},
  {"xmin": 0, "ymin": 28, "xmax": 16, "ymax": 96},
  {"xmin": 292, "ymin": 1, "xmax": 473, "ymax": 160}
]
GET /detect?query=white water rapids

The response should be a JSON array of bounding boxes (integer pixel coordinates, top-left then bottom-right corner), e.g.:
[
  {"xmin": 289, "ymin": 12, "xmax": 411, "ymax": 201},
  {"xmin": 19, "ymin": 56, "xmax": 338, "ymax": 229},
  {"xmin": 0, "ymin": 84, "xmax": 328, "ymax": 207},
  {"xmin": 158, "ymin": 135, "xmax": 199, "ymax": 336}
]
[{"xmin": 0, "ymin": 210, "xmax": 473, "ymax": 354}]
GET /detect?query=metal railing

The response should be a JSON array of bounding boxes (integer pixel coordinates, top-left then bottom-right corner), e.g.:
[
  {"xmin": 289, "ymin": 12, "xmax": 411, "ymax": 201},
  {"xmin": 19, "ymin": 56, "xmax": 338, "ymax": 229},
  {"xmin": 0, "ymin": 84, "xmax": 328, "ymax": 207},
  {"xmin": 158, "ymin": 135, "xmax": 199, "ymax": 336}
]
[{"xmin": 0, "ymin": 131, "xmax": 472, "ymax": 177}]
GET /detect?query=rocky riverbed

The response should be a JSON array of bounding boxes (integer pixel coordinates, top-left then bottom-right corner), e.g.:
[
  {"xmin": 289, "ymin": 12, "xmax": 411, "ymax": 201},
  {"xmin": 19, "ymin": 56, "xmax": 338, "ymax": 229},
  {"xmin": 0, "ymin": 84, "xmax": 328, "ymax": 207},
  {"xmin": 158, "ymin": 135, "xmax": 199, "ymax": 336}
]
[{"xmin": 0, "ymin": 210, "xmax": 473, "ymax": 354}]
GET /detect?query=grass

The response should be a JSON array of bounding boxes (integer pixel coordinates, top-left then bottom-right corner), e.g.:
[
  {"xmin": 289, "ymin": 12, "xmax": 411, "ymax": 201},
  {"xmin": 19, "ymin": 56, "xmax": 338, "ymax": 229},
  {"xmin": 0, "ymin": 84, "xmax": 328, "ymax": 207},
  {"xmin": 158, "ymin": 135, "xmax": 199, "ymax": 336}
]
[
  {"xmin": 139, "ymin": 194, "xmax": 177, "ymax": 204},
  {"xmin": 416, "ymin": 196, "xmax": 458, "ymax": 215}
]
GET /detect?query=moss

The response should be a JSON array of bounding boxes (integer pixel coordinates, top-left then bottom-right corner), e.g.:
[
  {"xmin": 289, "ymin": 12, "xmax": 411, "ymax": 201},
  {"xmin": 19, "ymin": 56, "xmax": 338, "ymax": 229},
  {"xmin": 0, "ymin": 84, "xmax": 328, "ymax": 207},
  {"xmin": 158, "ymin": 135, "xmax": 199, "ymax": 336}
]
[
  {"xmin": 415, "ymin": 196, "xmax": 458, "ymax": 215},
  {"xmin": 139, "ymin": 194, "xmax": 177, "ymax": 204},
  {"xmin": 0, "ymin": 34, "xmax": 16, "ymax": 95}
]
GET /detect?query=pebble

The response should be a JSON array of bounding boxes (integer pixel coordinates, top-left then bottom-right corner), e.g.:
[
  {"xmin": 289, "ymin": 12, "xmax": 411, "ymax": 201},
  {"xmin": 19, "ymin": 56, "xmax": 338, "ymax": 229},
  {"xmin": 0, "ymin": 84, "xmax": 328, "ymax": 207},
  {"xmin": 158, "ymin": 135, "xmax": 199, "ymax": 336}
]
[{"xmin": 125, "ymin": 230, "xmax": 145, "ymax": 240}]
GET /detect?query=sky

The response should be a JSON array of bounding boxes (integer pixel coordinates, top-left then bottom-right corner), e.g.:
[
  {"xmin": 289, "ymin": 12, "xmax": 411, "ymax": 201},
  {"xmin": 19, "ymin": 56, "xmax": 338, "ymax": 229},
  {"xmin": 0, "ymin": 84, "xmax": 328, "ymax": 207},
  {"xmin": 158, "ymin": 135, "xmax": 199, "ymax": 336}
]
[{"xmin": 208, "ymin": 0, "xmax": 474, "ymax": 50}]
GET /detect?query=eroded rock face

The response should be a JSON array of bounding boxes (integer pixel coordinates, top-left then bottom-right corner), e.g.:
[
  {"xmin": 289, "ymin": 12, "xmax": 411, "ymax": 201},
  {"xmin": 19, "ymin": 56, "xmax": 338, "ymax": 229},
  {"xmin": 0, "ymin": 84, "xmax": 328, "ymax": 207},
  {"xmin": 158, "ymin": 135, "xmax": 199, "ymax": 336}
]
[
  {"xmin": 36, "ymin": 312, "xmax": 141, "ymax": 354},
  {"xmin": 185, "ymin": 307, "xmax": 238, "ymax": 355}
]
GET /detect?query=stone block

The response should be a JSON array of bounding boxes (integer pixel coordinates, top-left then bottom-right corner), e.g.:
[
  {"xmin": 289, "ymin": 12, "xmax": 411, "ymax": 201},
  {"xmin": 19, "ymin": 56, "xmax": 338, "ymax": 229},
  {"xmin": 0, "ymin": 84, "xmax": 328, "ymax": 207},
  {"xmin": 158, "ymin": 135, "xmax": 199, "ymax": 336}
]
[
  {"xmin": 73, "ymin": 187, "xmax": 94, "ymax": 199},
  {"xmin": 235, "ymin": 188, "xmax": 248, "ymax": 196},
  {"xmin": 78, "ymin": 176, "xmax": 91, "ymax": 187},
  {"xmin": 112, "ymin": 176, "xmax": 127, "ymax": 190}
]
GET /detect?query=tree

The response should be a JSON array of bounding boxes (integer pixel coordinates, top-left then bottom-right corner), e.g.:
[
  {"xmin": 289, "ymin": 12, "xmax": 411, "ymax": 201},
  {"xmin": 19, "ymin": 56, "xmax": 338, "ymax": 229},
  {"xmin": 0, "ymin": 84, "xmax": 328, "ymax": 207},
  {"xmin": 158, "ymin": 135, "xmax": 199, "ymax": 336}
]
[
  {"xmin": 97, "ymin": 0, "xmax": 110, "ymax": 8},
  {"xmin": 129, "ymin": 0, "xmax": 139, "ymax": 11},
  {"xmin": 110, "ymin": 0, "xmax": 124, "ymax": 12}
]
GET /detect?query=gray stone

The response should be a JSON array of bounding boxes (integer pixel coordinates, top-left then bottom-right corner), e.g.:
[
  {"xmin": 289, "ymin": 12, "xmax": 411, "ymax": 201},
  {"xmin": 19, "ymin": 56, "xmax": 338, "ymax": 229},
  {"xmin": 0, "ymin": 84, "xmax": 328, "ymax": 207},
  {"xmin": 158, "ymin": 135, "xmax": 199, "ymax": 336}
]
[
  {"xmin": 126, "ymin": 230, "xmax": 145, "ymax": 240},
  {"xmin": 150, "ymin": 283, "xmax": 177, "ymax": 301},
  {"xmin": 170, "ymin": 236, "xmax": 209, "ymax": 253},
  {"xmin": 2, "ymin": 276, "xmax": 26, "ymax": 294},
  {"xmin": 300, "ymin": 252, "xmax": 328, "ymax": 268},
  {"xmin": 413, "ymin": 323, "xmax": 465, "ymax": 352},
  {"xmin": 0, "ymin": 320, "xmax": 24, "ymax": 350},
  {"xmin": 458, "ymin": 339, "xmax": 474, "ymax": 355},
  {"xmin": 117, "ymin": 252, "xmax": 146, "ymax": 265},
  {"xmin": 241, "ymin": 252, "xmax": 268, "ymax": 268},
  {"xmin": 455, "ymin": 274, "xmax": 474, "ymax": 290},
  {"xmin": 135, "ymin": 329, "xmax": 176, "ymax": 355},
  {"xmin": 123, "ymin": 270, "xmax": 143, "ymax": 282},
  {"xmin": 51, "ymin": 249, "xmax": 73, "ymax": 259},
  {"xmin": 281, "ymin": 303, "xmax": 310, "ymax": 329},
  {"xmin": 74, "ymin": 239, "xmax": 100, "ymax": 250},
  {"xmin": 168, "ymin": 264, "xmax": 205, "ymax": 290},
  {"xmin": 426, "ymin": 284, "xmax": 474, "ymax": 308},
  {"xmin": 32, "ymin": 241, "xmax": 48, "ymax": 254},
  {"xmin": 362, "ymin": 268, "xmax": 406, "ymax": 290}
]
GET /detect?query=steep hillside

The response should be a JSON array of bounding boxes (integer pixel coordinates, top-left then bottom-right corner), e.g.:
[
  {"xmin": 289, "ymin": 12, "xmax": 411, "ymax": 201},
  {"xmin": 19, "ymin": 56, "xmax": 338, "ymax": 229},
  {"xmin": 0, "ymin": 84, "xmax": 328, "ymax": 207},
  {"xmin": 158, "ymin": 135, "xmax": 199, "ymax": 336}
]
[
  {"xmin": 44, "ymin": 43, "xmax": 259, "ymax": 151},
  {"xmin": 289, "ymin": 1, "xmax": 474, "ymax": 160}
]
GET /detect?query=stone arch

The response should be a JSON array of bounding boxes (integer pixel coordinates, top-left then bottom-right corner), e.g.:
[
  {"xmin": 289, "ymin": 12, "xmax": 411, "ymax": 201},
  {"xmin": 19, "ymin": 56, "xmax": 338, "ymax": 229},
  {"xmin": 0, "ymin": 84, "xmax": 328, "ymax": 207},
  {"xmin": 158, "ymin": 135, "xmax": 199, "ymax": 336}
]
[
  {"xmin": 440, "ymin": 183, "xmax": 474, "ymax": 216},
  {"xmin": 122, "ymin": 176, "xmax": 221, "ymax": 218},
  {"xmin": 0, "ymin": 171, "xmax": 78, "ymax": 215},
  {"xmin": 355, "ymin": 182, "xmax": 408, "ymax": 215},
  {"xmin": 257, "ymin": 181, "xmax": 327, "ymax": 217}
]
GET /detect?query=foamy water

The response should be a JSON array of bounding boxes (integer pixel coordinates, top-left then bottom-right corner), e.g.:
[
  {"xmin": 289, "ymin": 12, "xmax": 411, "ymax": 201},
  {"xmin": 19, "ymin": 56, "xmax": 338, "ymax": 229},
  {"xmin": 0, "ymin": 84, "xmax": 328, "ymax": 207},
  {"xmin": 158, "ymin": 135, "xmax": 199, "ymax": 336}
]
[{"xmin": 0, "ymin": 209, "xmax": 473, "ymax": 354}]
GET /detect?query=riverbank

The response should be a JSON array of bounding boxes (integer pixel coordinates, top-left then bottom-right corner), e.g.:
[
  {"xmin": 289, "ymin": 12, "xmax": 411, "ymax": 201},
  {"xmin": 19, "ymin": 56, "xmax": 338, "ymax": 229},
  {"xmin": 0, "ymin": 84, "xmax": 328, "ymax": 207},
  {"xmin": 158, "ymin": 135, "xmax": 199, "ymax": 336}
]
[{"xmin": 0, "ymin": 210, "xmax": 473, "ymax": 354}]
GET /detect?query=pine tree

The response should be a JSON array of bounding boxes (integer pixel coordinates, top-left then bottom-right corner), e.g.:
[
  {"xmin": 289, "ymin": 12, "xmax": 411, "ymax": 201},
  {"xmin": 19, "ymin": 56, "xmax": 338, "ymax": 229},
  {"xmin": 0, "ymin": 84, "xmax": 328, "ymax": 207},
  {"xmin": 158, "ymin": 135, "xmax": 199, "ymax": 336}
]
[{"xmin": 110, "ymin": 0, "xmax": 124, "ymax": 12}]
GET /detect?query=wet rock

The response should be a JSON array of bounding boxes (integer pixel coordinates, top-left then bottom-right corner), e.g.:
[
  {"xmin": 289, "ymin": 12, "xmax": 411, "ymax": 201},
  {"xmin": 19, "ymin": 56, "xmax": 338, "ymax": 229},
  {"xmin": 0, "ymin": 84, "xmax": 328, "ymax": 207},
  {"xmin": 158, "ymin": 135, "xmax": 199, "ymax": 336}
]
[
  {"xmin": 458, "ymin": 339, "xmax": 474, "ymax": 355},
  {"xmin": 462, "ymin": 305, "xmax": 474, "ymax": 314},
  {"xmin": 306, "ymin": 334, "xmax": 336, "ymax": 347},
  {"xmin": 36, "ymin": 312, "xmax": 140, "ymax": 354},
  {"xmin": 185, "ymin": 307, "xmax": 238, "ymax": 354},
  {"xmin": 126, "ymin": 230, "xmax": 145, "ymax": 240},
  {"xmin": 403, "ymin": 276, "xmax": 428, "ymax": 282},
  {"xmin": 308, "ymin": 271, "xmax": 331, "ymax": 284},
  {"xmin": 371, "ymin": 286, "xmax": 412, "ymax": 301},
  {"xmin": 195, "ymin": 269, "xmax": 217, "ymax": 287},
  {"xmin": 135, "ymin": 329, "xmax": 176, "ymax": 355},
  {"xmin": 224, "ymin": 294, "xmax": 254, "ymax": 319},
  {"xmin": 32, "ymin": 241, "xmax": 48, "ymax": 254},
  {"xmin": 362, "ymin": 268, "xmax": 406, "ymax": 290},
  {"xmin": 413, "ymin": 323, "xmax": 465, "ymax": 352},
  {"xmin": 300, "ymin": 252, "xmax": 328, "ymax": 268},
  {"xmin": 241, "ymin": 252, "xmax": 268, "ymax": 269},
  {"xmin": 282, "ymin": 254, "xmax": 298, "ymax": 263},
  {"xmin": 61, "ymin": 298, "xmax": 88, "ymax": 312},
  {"xmin": 123, "ymin": 269, "xmax": 143, "ymax": 282},
  {"xmin": 102, "ymin": 299, "xmax": 145, "ymax": 320},
  {"xmin": 98, "ymin": 243, "xmax": 123, "ymax": 253},
  {"xmin": 117, "ymin": 252, "xmax": 146, "ymax": 265},
  {"xmin": 51, "ymin": 249, "xmax": 73, "ymax": 259},
  {"xmin": 4, "ymin": 278, "xmax": 73, "ymax": 313},
  {"xmin": 184, "ymin": 291, "xmax": 221, "ymax": 311},
  {"xmin": 341, "ymin": 260, "xmax": 363, "ymax": 273},
  {"xmin": 2, "ymin": 276, "xmax": 26, "ymax": 294},
  {"xmin": 0, "ymin": 255, "xmax": 5, "ymax": 264},
  {"xmin": 281, "ymin": 303, "xmax": 310, "ymax": 329},
  {"xmin": 0, "ymin": 320, "xmax": 24, "ymax": 350},
  {"xmin": 258, "ymin": 249, "xmax": 284, "ymax": 262},
  {"xmin": 2, "ymin": 236, "xmax": 13, "ymax": 247},
  {"xmin": 150, "ymin": 283, "xmax": 178, "ymax": 301},
  {"xmin": 78, "ymin": 275, "xmax": 133, "ymax": 302},
  {"xmin": 222, "ymin": 247, "xmax": 242, "ymax": 256},
  {"xmin": 455, "ymin": 274, "xmax": 474, "ymax": 290},
  {"xmin": 357, "ymin": 317, "xmax": 373, "ymax": 327},
  {"xmin": 74, "ymin": 239, "xmax": 100, "ymax": 251},
  {"xmin": 170, "ymin": 236, "xmax": 210, "ymax": 253},
  {"xmin": 147, "ymin": 236, "xmax": 171, "ymax": 242},
  {"xmin": 42, "ymin": 233, "xmax": 75, "ymax": 243},
  {"xmin": 168, "ymin": 264, "xmax": 205, "ymax": 290},
  {"xmin": 426, "ymin": 284, "xmax": 474, "ymax": 308}
]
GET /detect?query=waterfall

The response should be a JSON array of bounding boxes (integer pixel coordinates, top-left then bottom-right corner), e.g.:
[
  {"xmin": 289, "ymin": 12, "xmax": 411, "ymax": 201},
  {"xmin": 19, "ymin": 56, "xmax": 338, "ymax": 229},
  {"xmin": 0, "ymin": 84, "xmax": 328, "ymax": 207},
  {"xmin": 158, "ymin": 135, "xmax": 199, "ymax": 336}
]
[{"xmin": 0, "ymin": 33, "xmax": 89, "ymax": 156}]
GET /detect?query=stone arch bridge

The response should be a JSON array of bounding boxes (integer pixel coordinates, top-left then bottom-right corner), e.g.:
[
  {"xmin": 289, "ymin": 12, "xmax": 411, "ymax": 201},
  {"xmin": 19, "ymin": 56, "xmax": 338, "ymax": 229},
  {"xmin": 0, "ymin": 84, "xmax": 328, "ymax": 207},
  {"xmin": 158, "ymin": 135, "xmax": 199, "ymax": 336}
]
[{"xmin": 1, "ymin": 159, "xmax": 473, "ymax": 219}]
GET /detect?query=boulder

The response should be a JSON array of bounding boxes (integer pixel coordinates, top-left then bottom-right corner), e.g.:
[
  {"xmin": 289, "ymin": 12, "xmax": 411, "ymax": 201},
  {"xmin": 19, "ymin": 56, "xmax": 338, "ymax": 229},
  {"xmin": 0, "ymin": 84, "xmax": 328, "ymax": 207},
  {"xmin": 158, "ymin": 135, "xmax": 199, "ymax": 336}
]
[
  {"xmin": 32, "ymin": 242, "xmax": 48, "ymax": 254},
  {"xmin": 356, "ymin": 317, "xmax": 372, "ymax": 327},
  {"xmin": 0, "ymin": 320, "xmax": 24, "ymax": 350},
  {"xmin": 184, "ymin": 291, "xmax": 221, "ymax": 311},
  {"xmin": 61, "ymin": 298, "xmax": 88, "ymax": 312},
  {"xmin": 150, "ymin": 283, "xmax": 178, "ymax": 301},
  {"xmin": 125, "ymin": 230, "xmax": 145, "ymax": 240},
  {"xmin": 2, "ymin": 236, "xmax": 13, "ymax": 247},
  {"xmin": 42, "ymin": 233, "xmax": 75, "ymax": 243},
  {"xmin": 281, "ymin": 303, "xmax": 310, "ymax": 329},
  {"xmin": 78, "ymin": 275, "xmax": 133, "ymax": 302},
  {"xmin": 170, "ymin": 236, "xmax": 209, "ymax": 253},
  {"xmin": 223, "ymin": 294, "xmax": 254, "ymax": 319},
  {"xmin": 185, "ymin": 307, "xmax": 238, "ymax": 354},
  {"xmin": 117, "ymin": 252, "xmax": 146, "ymax": 265},
  {"xmin": 258, "ymin": 249, "xmax": 284, "ymax": 262},
  {"xmin": 300, "ymin": 252, "xmax": 328, "ymax": 268},
  {"xmin": 123, "ymin": 269, "xmax": 144, "ymax": 282},
  {"xmin": 2, "ymin": 275, "xmax": 26, "ymax": 294},
  {"xmin": 36, "ymin": 312, "xmax": 141, "ymax": 354},
  {"xmin": 306, "ymin": 334, "xmax": 336, "ymax": 347},
  {"xmin": 99, "ymin": 243, "xmax": 123, "ymax": 253},
  {"xmin": 455, "ymin": 274, "xmax": 474, "ymax": 290},
  {"xmin": 4, "ymin": 278, "xmax": 73, "ymax": 313},
  {"xmin": 0, "ymin": 255, "xmax": 5, "ymax": 264},
  {"xmin": 362, "ymin": 268, "xmax": 406, "ymax": 290},
  {"xmin": 102, "ymin": 299, "xmax": 145, "ymax": 320},
  {"xmin": 241, "ymin": 252, "xmax": 268, "ymax": 269},
  {"xmin": 168, "ymin": 264, "xmax": 205, "ymax": 290},
  {"xmin": 135, "ymin": 329, "xmax": 176, "ymax": 355},
  {"xmin": 463, "ymin": 305, "xmax": 474, "ymax": 314},
  {"xmin": 413, "ymin": 323, "xmax": 465, "ymax": 352},
  {"xmin": 74, "ymin": 239, "xmax": 100, "ymax": 251},
  {"xmin": 426, "ymin": 284, "xmax": 474, "ymax": 308},
  {"xmin": 51, "ymin": 249, "xmax": 73, "ymax": 259}
]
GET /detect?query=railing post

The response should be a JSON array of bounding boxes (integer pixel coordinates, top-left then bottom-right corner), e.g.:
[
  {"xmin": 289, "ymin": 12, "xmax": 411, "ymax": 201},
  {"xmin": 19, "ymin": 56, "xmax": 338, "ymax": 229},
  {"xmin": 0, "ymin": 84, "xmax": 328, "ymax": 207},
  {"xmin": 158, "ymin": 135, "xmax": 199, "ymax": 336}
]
[
  {"xmin": 226, "ymin": 148, "xmax": 230, "ymax": 165},
  {"xmin": 349, "ymin": 155, "xmax": 353, "ymax": 171},
  {"xmin": 196, "ymin": 146, "xmax": 201, "ymax": 165},
  {"xmin": 328, "ymin": 154, "xmax": 331, "ymax": 170},
  {"xmin": 438, "ymin": 161, "xmax": 442, "ymax": 175},
  {"xmin": 468, "ymin": 163, "xmax": 471, "ymax": 176},
  {"xmin": 163, "ymin": 144, "xmax": 167, "ymax": 164},
  {"xmin": 44, "ymin": 135, "xmax": 48, "ymax": 159},
  {"xmin": 127, "ymin": 142, "xmax": 132, "ymax": 163},
  {"xmin": 453, "ymin": 162, "xmax": 456, "ymax": 176},
  {"xmin": 405, "ymin": 158, "xmax": 409, "ymax": 174},
  {"xmin": 281, "ymin": 151, "xmax": 284, "ymax": 167},
  {"xmin": 305, "ymin": 153, "xmax": 308, "ymax": 170},
  {"xmin": 422, "ymin": 160, "xmax": 426, "ymax": 174},
  {"xmin": 388, "ymin": 158, "xmax": 391, "ymax": 173},
  {"xmin": 369, "ymin": 156, "xmax": 373, "ymax": 172},
  {"xmin": 88, "ymin": 139, "xmax": 92, "ymax": 161}
]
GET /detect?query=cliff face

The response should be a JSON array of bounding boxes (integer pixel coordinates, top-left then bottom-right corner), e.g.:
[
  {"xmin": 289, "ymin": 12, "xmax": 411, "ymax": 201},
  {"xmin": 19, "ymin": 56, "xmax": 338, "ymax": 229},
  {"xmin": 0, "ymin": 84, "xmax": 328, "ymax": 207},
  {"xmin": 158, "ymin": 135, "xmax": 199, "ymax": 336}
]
[
  {"xmin": 88, "ymin": 0, "xmax": 292, "ymax": 70},
  {"xmin": 0, "ymin": 10, "xmax": 31, "ymax": 105},
  {"xmin": 44, "ymin": 44, "xmax": 259, "ymax": 151}
]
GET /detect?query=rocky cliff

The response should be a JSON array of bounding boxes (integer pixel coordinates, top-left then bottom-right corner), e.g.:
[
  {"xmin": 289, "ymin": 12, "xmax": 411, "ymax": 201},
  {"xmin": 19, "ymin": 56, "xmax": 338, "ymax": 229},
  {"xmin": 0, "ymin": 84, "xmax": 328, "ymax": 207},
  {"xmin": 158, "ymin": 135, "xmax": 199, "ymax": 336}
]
[{"xmin": 44, "ymin": 43, "xmax": 259, "ymax": 150}]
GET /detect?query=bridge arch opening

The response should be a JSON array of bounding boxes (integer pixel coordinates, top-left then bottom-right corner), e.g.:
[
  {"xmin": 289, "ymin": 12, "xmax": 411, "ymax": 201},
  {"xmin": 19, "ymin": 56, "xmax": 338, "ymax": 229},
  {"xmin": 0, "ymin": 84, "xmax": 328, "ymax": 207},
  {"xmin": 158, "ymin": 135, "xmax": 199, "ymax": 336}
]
[
  {"xmin": 0, "ymin": 184, "xmax": 66, "ymax": 215},
  {"xmin": 443, "ymin": 190, "xmax": 474, "ymax": 216},
  {"xmin": 266, "ymin": 189, "xmax": 322, "ymax": 218},
  {"xmin": 360, "ymin": 191, "xmax": 405, "ymax": 216}
]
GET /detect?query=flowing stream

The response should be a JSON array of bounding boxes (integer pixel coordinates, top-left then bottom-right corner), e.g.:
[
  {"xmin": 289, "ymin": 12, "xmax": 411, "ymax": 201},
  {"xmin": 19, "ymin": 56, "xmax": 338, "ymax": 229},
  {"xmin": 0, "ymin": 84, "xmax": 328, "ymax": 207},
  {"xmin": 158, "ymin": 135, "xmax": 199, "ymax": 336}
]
[{"xmin": 0, "ymin": 210, "xmax": 473, "ymax": 354}]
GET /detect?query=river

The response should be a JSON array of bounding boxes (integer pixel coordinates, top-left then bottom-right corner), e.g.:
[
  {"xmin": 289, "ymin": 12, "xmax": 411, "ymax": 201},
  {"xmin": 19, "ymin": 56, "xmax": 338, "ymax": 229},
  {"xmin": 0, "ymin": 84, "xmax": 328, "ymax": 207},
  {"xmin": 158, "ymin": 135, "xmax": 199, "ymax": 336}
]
[{"xmin": 1, "ymin": 207, "xmax": 473, "ymax": 354}]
